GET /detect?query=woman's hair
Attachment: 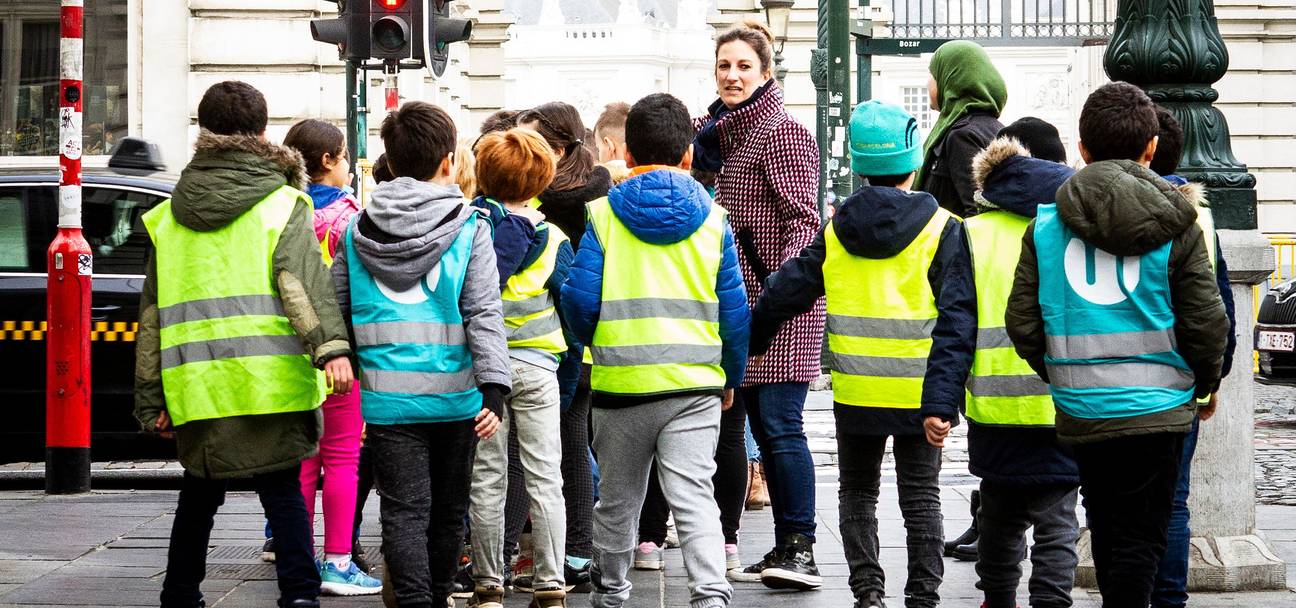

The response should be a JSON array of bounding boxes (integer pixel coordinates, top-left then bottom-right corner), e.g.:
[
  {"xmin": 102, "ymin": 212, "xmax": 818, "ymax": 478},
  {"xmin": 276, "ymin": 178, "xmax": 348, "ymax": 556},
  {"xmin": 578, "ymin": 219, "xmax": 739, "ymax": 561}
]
[
  {"xmin": 516, "ymin": 102, "xmax": 595, "ymax": 192},
  {"xmin": 283, "ymin": 118, "xmax": 345, "ymax": 180},
  {"xmin": 475, "ymin": 128, "xmax": 558, "ymax": 203},
  {"xmin": 454, "ymin": 137, "xmax": 478, "ymax": 199},
  {"xmin": 480, "ymin": 109, "xmax": 519, "ymax": 136},
  {"xmin": 715, "ymin": 18, "xmax": 775, "ymax": 74}
]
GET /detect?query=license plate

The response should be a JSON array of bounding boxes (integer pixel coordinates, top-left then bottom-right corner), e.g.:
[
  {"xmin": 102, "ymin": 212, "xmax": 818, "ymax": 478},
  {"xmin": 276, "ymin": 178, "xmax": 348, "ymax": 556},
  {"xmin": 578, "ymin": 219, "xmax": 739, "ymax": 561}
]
[{"xmin": 1258, "ymin": 331, "xmax": 1296, "ymax": 352}]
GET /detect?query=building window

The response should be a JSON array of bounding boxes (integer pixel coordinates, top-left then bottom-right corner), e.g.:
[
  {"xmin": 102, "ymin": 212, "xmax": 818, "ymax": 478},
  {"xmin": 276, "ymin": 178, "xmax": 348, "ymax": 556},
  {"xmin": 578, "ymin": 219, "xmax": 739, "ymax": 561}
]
[
  {"xmin": 902, "ymin": 86, "xmax": 935, "ymax": 132},
  {"xmin": 0, "ymin": 0, "xmax": 128, "ymax": 157}
]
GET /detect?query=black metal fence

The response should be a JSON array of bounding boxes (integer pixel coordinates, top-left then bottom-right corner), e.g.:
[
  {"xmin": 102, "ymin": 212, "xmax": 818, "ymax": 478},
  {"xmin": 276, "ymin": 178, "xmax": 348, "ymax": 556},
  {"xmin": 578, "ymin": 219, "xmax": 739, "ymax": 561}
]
[{"xmin": 875, "ymin": 0, "xmax": 1116, "ymax": 45}]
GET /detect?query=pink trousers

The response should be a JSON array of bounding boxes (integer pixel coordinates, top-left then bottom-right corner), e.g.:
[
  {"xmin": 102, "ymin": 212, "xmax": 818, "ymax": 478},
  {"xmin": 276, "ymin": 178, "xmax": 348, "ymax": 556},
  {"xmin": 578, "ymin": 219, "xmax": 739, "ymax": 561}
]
[{"xmin": 300, "ymin": 384, "xmax": 363, "ymax": 554}]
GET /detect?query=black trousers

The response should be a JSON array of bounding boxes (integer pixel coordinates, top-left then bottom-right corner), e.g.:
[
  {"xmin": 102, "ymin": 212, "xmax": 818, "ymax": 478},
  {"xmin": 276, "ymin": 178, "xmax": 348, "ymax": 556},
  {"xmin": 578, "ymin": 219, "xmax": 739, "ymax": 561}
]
[
  {"xmin": 368, "ymin": 420, "xmax": 477, "ymax": 607},
  {"xmin": 353, "ymin": 441, "xmax": 375, "ymax": 544},
  {"xmin": 161, "ymin": 468, "xmax": 319, "ymax": 608},
  {"xmin": 638, "ymin": 400, "xmax": 748, "ymax": 545},
  {"xmin": 1074, "ymin": 432, "xmax": 1184, "ymax": 608}
]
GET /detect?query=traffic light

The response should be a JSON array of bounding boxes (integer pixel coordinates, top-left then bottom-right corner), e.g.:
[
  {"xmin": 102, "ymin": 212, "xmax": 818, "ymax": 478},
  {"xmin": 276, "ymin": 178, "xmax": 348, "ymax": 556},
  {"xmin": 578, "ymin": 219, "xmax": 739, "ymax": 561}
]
[
  {"xmin": 418, "ymin": 0, "xmax": 473, "ymax": 77},
  {"xmin": 371, "ymin": 0, "xmax": 413, "ymax": 61},
  {"xmin": 310, "ymin": 0, "xmax": 370, "ymax": 61}
]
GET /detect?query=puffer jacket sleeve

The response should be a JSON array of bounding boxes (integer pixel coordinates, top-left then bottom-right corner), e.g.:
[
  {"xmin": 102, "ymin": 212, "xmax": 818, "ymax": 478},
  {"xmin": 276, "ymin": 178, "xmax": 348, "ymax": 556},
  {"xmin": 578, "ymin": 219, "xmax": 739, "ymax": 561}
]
[
  {"xmin": 717, "ymin": 221, "xmax": 751, "ymax": 388},
  {"xmin": 765, "ymin": 120, "xmax": 822, "ymax": 265},
  {"xmin": 273, "ymin": 199, "xmax": 351, "ymax": 366},
  {"xmin": 461, "ymin": 219, "xmax": 512, "ymax": 389},
  {"xmin": 1006, "ymin": 224, "xmax": 1049, "ymax": 381},
  {"xmin": 1169, "ymin": 223, "xmax": 1228, "ymax": 398},
  {"xmin": 923, "ymin": 219, "xmax": 977, "ymax": 424},
  {"xmin": 134, "ymin": 249, "xmax": 164, "ymax": 432},
  {"xmin": 1216, "ymin": 242, "xmax": 1237, "ymax": 378},
  {"xmin": 560, "ymin": 220, "xmax": 604, "ymax": 348}
]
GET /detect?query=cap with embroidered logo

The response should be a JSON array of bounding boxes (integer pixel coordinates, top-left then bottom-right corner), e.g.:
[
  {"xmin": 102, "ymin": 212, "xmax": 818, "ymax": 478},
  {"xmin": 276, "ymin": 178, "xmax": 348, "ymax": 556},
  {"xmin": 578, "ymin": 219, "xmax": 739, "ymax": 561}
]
[{"xmin": 848, "ymin": 99, "xmax": 924, "ymax": 177}]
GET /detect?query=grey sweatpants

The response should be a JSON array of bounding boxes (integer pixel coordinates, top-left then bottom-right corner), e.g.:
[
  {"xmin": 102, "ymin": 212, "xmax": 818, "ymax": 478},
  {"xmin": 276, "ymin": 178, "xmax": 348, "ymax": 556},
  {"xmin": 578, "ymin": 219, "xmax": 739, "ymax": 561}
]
[
  {"xmin": 470, "ymin": 360, "xmax": 567, "ymax": 589},
  {"xmin": 590, "ymin": 393, "xmax": 732, "ymax": 608},
  {"xmin": 976, "ymin": 481, "xmax": 1080, "ymax": 608}
]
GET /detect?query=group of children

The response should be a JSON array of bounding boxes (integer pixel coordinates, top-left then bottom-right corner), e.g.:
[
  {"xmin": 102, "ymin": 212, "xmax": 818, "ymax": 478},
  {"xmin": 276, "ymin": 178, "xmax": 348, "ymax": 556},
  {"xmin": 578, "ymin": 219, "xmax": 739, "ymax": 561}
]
[{"xmin": 138, "ymin": 72, "xmax": 1230, "ymax": 608}]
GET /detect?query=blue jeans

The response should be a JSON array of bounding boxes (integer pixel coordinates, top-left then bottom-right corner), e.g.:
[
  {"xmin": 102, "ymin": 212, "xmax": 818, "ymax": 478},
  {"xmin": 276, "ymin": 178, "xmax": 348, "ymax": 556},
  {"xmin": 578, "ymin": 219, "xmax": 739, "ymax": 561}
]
[
  {"xmin": 1152, "ymin": 417, "xmax": 1199, "ymax": 608},
  {"xmin": 744, "ymin": 419, "xmax": 762, "ymax": 462},
  {"xmin": 742, "ymin": 382, "xmax": 816, "ymax": 542}
]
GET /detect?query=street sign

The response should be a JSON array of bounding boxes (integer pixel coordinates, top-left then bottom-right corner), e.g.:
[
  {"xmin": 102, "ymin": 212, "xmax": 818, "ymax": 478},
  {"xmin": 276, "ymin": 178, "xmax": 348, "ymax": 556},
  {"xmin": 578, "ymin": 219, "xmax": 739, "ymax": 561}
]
[{"xmin": 854, "ymin": 37, "xmax": 950, "ymax": 57}]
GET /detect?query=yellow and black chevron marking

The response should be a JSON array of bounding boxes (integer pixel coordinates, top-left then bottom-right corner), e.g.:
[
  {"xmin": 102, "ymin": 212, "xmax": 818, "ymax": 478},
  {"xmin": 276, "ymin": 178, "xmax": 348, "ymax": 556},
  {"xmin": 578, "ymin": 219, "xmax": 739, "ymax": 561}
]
[{"xmin": 0, "ymin": 320, "xmax": 138, "ymax": 342}]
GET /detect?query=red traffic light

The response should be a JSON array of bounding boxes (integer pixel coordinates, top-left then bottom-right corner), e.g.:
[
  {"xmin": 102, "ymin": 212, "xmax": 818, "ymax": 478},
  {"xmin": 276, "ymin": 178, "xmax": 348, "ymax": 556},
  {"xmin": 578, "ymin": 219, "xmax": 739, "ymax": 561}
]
[{"xmin": 376, "ymin": 0, "xmax": 406, "ymax": 9}]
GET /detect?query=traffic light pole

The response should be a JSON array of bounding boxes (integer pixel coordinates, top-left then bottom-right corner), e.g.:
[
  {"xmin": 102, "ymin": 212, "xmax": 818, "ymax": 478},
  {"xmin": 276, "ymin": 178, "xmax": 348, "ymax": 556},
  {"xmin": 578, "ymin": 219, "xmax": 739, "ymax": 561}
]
[
  {"xmin": 346, "ymin": 60, "xmax": 367, "ymax": 194},
  {"xmin": 47, "ymin": 0, "xmax": 92, "ymax": 494}
]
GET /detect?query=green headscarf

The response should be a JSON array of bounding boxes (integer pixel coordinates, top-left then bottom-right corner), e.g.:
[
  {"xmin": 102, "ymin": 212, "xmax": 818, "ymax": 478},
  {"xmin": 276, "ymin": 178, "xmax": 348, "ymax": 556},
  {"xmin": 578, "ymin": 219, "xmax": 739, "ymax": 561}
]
[{"xmin": 916, "ymin": 41, "xmax": 1007, "ymax": 187}]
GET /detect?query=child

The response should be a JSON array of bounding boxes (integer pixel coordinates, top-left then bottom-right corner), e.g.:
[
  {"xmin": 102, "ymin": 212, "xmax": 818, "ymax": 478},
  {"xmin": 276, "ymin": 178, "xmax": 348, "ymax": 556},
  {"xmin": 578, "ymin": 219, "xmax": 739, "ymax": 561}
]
[
  {"xmin": 467, "ymin": 127, "xmax": 574, "ymax": 608},
  {"xmin": 1005, "ymin": 82, "xmax": 1229, "ymax": 606},
  {"xmin": 1148, "ymin": 105, "xmax": 1237, "ymax": 608},
  {"xmin": 330, "ymin": 100, "xmax": 510, "ymax": 607},
  {"xmin": 561, "ymin": 92, "xmax": 750, "ymax": 608},
  {"xmin": 136, "ymin": 81, "xmax": 354, "ymax": 608},
  {"xmin": 964, "ymin": 131, "xmax": 1079, "ymax": 608},
  {"xmin": 280, "ymin": 118, "xmax": 382, "ymax": 596},
  {"xmin": 750, "ymin": 100, "xmax": 976, "ymax": 608},
  {"xmin": 593, "ymin": 102, "xmax": 632, "ymax": 184}
]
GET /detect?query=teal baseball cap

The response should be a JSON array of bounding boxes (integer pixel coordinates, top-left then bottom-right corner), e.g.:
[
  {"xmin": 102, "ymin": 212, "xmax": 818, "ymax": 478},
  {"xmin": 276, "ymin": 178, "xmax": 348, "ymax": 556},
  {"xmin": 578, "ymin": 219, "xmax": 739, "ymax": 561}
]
[{"xmin": 848, "ymin": 100, "xmax": 923, "ymax": 177}]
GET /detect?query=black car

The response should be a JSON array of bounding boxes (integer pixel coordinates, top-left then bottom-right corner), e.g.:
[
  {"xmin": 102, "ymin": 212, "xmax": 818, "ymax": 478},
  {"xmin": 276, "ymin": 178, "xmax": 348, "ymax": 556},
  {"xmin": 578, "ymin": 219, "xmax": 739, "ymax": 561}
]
[
  {"xmin": 0, "ymin": 140, "xmax": 177, "ymax": 462},
  {"xmin": 1256, "ymin": 277, "xmax": 1296, "ymax": 385}
]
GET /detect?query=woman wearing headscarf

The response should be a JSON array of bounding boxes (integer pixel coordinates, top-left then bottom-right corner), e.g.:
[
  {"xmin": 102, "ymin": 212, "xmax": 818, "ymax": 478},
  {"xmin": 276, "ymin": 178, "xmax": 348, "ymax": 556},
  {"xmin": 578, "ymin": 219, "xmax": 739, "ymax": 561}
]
[{"xmin": 916, "ymin": 40, "xmax": 1007, "ymax": 218}]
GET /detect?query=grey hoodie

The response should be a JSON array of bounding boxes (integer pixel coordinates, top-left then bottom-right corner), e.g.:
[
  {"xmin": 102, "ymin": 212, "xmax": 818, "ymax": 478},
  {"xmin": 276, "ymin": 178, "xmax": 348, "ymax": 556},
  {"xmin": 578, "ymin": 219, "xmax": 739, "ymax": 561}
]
[{"xmin": 332, "ymin": 177, "xmax": 512, "ymax": 392}]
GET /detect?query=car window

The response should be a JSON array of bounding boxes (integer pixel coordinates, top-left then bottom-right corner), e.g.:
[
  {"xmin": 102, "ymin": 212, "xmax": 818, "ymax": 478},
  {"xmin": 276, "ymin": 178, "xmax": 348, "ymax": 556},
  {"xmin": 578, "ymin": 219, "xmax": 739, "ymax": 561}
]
[
  {"xmin": 83, "ymin": 187, "xmax": 163, "ymax": 275},
  {"xmin": 0, "ymin": 186, "xmax": 54, "ymax": 272}
]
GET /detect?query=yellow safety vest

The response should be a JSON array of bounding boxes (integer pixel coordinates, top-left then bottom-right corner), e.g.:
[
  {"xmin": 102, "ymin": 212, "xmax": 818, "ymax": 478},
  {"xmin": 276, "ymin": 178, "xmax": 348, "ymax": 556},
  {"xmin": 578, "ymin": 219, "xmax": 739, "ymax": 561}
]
[
  {"xmin": 586, "ymin": 196, "xmax": 727, "ymax": 395},
  {"xmin": 824, "ymin": 207, "xmax": 953, "ymax": 409},
  {"xmin": 963, "ymin": 210, "xmax": 1053, "ymax": 426},
  {"xmin": 502, "ymin": 224, "xmax": 569, "ymax": 357},
  {"xmin": 142, "ymin": 185, "xmax": 327, "ymax": 426}
]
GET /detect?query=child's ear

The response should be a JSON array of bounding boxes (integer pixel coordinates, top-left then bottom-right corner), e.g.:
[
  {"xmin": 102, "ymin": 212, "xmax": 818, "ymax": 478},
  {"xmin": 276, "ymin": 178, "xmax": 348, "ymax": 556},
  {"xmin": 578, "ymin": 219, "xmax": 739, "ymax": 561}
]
[
  {"xmin": 680, "ymin": 145, "xmax": 694, "ymax": 171},
  {"xmin": 624, "ymin": 149, "xmax": 639, "ymax": 170},
  {"xmin": 1078, "ymin": 141, "xmax": 1093, "ymax": 166},
  {"xmin": 1141, "ymin": 135, "xmax": 1159, "ymax": 167},
  {"xmin": 439, "ymin": 153, "xmax": 455, "ymax": 178}
]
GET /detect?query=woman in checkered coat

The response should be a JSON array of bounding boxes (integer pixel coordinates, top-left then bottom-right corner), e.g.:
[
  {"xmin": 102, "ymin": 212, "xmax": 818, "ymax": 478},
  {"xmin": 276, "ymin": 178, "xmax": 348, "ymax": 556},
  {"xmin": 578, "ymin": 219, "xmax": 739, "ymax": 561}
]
[{"xmin": 693, "ymin": 19, "xmax": 826, "ymax": 590}]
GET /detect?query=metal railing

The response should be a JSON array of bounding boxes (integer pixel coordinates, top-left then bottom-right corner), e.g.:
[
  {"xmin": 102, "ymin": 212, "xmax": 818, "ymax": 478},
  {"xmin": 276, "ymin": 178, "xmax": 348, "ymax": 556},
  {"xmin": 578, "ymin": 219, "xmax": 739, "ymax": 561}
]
[
  {"xmin": 874, "ymin": 0, "xmax": 1116, "ymax": 45},
  {"xmin": 1253, "ymin": 235, "xmax": 1296, "ymax": 372}
]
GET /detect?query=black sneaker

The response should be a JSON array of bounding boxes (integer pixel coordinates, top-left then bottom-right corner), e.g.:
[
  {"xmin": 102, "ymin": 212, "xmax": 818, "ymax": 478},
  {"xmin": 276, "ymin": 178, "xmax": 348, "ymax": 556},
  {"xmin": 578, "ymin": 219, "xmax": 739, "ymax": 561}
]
[
  {"xmin": 728, "ymin": 546, "xmax": 781, "ymax": 583},
  {"xmin": 855, "ymin": 589, "xmax": 887, "ymax": 608},
  {"xmin": 564, "ymin": 559, "xmax": 593, "ymax": 593},
  {"xmin": 351, "ymin": 539, "xmax": 372, "ymax": 574},
  {"xmin": 760, "ymin": 533, "xmax": 822, "ymax": 590},
  {"xmin": 260, "ymin": 537, "xmax": 276, "ymax": 563}
]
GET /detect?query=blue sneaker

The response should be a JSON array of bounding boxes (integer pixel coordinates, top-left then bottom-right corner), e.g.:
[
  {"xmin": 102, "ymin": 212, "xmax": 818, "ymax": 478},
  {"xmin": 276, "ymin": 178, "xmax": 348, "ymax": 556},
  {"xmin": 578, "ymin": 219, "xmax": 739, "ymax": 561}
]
[{"xmin": 320, "ymin": 560, "xmax": 383, "ymax": 596}]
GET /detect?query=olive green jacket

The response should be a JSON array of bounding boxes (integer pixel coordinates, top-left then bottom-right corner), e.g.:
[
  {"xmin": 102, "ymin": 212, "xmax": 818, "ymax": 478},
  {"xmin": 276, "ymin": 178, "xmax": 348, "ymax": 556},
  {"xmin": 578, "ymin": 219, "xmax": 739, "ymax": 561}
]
[
  {"xmin": 1006, "ymin": 160, "xmax": 1228, "ymax": 444},
  {"xmin": 134, "ymin": 131, "xmax": 351, "ymax": 479}
]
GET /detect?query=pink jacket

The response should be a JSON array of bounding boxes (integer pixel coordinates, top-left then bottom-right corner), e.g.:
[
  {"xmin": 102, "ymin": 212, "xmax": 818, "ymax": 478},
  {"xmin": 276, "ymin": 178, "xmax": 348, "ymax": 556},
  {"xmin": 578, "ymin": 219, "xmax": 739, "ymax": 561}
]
[{"xmin": 313, "ymin": 192, "xmax": 362, "ymax": 262}]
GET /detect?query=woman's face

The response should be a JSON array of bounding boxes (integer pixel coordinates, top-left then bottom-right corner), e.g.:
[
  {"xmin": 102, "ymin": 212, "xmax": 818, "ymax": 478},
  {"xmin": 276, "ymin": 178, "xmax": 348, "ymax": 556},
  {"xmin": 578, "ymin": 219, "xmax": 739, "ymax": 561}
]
[
  {"xmin": 928, "ymin": 74, "xmax": 940, "ymax": 111},
  {"xmin": 715, "ymin": 40, "xmax": 770, "ymax": 109}
]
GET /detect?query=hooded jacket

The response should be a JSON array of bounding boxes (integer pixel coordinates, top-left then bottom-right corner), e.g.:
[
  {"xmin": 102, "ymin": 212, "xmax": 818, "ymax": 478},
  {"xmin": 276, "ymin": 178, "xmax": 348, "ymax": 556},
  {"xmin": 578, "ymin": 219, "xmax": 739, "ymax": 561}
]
[
  {"xmin": 561, "ymin": 168, "xmax": 751, "ymax": 407},
  {"xmin": 134, "ymin": 131, "xmax": 351, "ymax": 479},
  {"xmin": 1006, "ymin": 160, "xmax": 1229, "ymax": 444},
  {"xmin": 965, "ymin": 137, "xmax": 1079, "ymax": 485},
  {"xmin": 537, "ymin": 165, "xmax": 613, "ymax": 252},
  {"xmin": 332, "ymin": 177, "xmax": 512, "ymax": 417},
  {"xmin": 750, "ymin": 186, "xmax": 977, "ymax": 436}
]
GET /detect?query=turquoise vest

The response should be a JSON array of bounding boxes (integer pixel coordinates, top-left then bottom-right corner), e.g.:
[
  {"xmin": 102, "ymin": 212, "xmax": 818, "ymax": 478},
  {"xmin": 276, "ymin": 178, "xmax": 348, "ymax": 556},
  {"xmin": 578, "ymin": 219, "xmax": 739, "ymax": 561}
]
[
  {"xmin": 346, "ymin": 214, "xmax": 482, "ymax": 424},
  {"xmin": 1034, "ymin": 204, "xmax": 1195, "ymax": 419}
]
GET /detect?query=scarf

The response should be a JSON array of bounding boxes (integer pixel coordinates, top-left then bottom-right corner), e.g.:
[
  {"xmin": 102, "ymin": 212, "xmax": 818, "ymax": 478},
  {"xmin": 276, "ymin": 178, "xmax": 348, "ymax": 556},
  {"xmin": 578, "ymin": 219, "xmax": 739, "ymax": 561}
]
[
  {"xmin": 306, "ymin": 183, "xmax": 349, "ymax": 210},
  {"xmin": 916, "ymin": 41, "xmax": 1006, "ymax": 187},
  {"xmin": 692, "ymin": 79, "xmax": 776, "ymax": 173}
]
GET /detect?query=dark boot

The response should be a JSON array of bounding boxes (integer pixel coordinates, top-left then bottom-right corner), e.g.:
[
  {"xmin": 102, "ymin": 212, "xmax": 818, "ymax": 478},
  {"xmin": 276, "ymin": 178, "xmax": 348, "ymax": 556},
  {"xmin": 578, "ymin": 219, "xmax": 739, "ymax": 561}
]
[
  {"xmin": 952, "ymin": 537, "xmax": 979, "ymax": 562},
  {"xmin": 944, "ymin": 489, "xmax": 980, "ymax": 557}
]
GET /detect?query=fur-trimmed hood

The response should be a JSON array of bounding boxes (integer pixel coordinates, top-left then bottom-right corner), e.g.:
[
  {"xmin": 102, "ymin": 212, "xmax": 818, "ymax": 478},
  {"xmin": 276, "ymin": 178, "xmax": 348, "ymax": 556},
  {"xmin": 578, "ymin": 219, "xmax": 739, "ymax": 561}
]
[
  {"xmin": 170, "ymin": 130, "xmax": 309, "ymax": 232},
  {"xmin": 971, "ymin": 136, "xmax": 1074, "ymax": 218}
]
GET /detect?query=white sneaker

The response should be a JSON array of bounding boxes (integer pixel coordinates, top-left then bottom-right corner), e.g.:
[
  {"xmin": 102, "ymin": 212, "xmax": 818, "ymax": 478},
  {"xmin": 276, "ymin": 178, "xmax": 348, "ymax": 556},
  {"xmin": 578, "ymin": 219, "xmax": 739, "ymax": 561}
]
[
  {"xmin": 633, "ymin": 542, "xmax": 663, "ymax": 570},
  {"xmin": 665, "ymin": 515, "xmax": 680, "ymax": 548},
  {"xmin": 724, "ymin": 543, "xmax": 741, "ymax": 571}
]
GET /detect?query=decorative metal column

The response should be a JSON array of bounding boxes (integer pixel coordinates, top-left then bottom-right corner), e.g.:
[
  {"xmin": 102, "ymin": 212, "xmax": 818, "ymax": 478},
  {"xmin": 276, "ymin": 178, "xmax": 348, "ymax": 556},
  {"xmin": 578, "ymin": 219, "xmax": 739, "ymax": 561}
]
[
  {"xmin": 812, "ymin": 0, "xmax": 851, "ymax": 218},
  {"xmin": 1105, "ymin": 0, "xmax": 1255, "ymax": 229}
]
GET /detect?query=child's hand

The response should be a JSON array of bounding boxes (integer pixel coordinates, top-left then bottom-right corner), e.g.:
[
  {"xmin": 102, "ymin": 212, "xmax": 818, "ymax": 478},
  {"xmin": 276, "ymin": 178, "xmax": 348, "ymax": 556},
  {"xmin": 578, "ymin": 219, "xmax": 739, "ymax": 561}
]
[
  {"xmin": 923, "ymin": 416, "xmax": 951, "ymax": 448},
  {"xmin": 324, "ymin": 357, "xmax": 354, "ymax": 395},
  {"xmin": 1199, "ymin": 393, "xmax": 1218, "ymax": 421},
  {"xmin": 475, "ymin": 408, "xmax": 501, "ymax": 439},
  {"xmin": 722, "ymin": 389, "xmax": 735, "ymax": 411},
  {"xmin": 512, "ymin": 204, "xmax": 545, "ymax": 225},
  {"xmin": 155, "ymin": 410, "xmax": 175, "ymax": 440}
]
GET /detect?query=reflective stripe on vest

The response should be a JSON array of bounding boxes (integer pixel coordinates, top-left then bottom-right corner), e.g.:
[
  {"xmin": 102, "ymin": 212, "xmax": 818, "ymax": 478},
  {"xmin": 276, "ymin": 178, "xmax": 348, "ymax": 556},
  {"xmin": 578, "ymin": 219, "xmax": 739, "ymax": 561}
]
[
  {"xmin": 587, "ymin": 195, "xmax": 726, "ymax": 395},
  {"xmin": 964, "ymin": 210, "xmax": 1053, "ymax": 427},
  {"xmin": 142, "ymin": 185, "xmax": 326, "ymax": 426},
  {"xmin": 1034, "ymin": 203, "xmax": 1195, "ymax": 419},
  {"xmin": 823, "ymin": 206, "xmax": 953, "ymax": 409},
  {"xmin": 502, "ymin": 223, "xmax": 569, "ymax": 356},
  {"xmin": 347, "ymin": 213, "xmax": 483, "ymax": 424}
]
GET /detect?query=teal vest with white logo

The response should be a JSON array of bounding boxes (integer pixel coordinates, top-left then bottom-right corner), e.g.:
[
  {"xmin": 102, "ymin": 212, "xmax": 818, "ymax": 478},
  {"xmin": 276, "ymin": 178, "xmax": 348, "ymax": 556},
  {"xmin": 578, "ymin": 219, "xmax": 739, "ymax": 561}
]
[
  {"xmin": 346, "ymin": 214, "xmax": 482, "ymax": 424},
  {"xmin": 1034, "ymin": 203, "xmax": 1195, "ymax": 419}
]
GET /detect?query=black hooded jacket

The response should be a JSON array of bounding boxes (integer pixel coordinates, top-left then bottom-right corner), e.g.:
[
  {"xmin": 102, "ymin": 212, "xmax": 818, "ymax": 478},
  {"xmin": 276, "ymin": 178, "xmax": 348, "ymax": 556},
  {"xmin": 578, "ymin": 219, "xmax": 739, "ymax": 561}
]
[{"xmin": 750, "ymin": 186, "xmax": 976, "ymax": 436}]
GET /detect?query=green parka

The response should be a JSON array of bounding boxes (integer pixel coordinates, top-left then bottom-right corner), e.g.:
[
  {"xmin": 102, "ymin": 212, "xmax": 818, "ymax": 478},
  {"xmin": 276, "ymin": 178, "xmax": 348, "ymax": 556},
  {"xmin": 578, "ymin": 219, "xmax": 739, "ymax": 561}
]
[{"xmin": 134, "ymin": 131, "xmax": 351, "ymax": 479}]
